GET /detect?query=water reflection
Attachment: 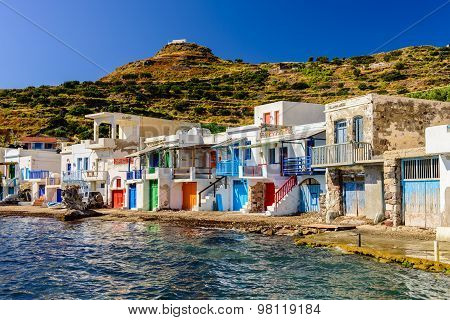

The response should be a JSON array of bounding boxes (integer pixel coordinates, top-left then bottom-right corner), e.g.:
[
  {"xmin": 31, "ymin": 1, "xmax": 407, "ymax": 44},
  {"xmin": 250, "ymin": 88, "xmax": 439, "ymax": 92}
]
[{"xmin": 0, "ymin": 217, "xmax": 449, "ymax": 300}]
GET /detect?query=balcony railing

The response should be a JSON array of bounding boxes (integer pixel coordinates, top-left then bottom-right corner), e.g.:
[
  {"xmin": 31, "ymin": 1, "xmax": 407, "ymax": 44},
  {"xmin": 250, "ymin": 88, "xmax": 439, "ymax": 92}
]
[
  {"xmin": 26, "ymin": 170, "xmax": 50, "ymax": 180},
  {"xmin": 126, "ymin": 169, "xmax": 143, "ymax": 180},
  {"xmin": 173, "ymin": 167, "xmax": 213, "ymax": 180},
  {"xmin": 282, "ymin": 156, "xmax": 312, "ymax": 175},
  {"xmin": 216, "ymin": 160, "xmax": 239, "ymax": 176},
  {"xmin": 311, "ymin": 142, "xmax": 372, "ymax": 167},
  {"xmin": 63, "ymin": 171, "xmax": 84, "ymax": 182},
  {"xmin": 242, "ymin": 165, "xmax": 264, "ymax": 177}
]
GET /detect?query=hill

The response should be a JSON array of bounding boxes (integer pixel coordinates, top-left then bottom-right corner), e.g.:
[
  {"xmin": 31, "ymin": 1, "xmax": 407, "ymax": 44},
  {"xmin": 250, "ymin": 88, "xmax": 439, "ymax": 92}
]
[{"xmin": 0, "ymin": 42, "xmax": 448, "ymax": 143}]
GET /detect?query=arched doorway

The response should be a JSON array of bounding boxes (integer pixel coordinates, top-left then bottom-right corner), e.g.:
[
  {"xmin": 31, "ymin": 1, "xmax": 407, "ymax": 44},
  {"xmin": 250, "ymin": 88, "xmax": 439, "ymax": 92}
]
[{"xmin": 299, "ymin": 178, "xmax": 321, "ymax": 213}]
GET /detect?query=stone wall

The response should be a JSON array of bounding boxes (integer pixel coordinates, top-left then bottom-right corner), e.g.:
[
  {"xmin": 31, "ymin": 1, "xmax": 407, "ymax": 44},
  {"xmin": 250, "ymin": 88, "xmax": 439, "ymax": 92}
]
[
  {"xmin": 372, "ymin": 95, "xmax": 450, "ymax": 156},
  {"xmin": 248, "ymin": 182, "xmax": 265, "ymax": 213},
  {"xmin": 383, "ymin": 158, "xmax": 401, "ymax": 226},
  {"xmin": 325, "ymin": 169, "xmax": 342, "ymax": 221}
]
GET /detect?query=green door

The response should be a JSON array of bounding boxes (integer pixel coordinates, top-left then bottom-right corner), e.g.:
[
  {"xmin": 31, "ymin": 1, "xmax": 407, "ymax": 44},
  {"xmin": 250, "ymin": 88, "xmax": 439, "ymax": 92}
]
[{"xmin": 149, "ymin": 179, "xmax": 158, "ymax": 211}]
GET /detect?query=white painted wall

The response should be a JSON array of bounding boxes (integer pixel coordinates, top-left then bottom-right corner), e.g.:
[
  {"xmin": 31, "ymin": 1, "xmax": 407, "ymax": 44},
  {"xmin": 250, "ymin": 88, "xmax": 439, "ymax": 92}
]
[
  {"xmin": 426, "ymin": 125, "xmax": 450, "ymax": 154},
  {"xmin": 254, "ymin": 101, "xmax": 325, "ymax": 126}
]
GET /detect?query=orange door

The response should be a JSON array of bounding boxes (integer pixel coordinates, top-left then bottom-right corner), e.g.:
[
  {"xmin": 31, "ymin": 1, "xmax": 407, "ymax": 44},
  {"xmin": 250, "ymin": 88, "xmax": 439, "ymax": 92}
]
[
  {"xmin": 182, "ymin": 182, "xmax": 197, "ymax": 210},
  {"xmin": 263, "ymin": 112, "xmax": 271, "ymax": 124},
  {"xmin": 112, "ymin": 190, "xmax": 124, "ymax": 208},
  {"xmin": 264, "ymin": 182, "xmax": 275, "ymax": 210}
]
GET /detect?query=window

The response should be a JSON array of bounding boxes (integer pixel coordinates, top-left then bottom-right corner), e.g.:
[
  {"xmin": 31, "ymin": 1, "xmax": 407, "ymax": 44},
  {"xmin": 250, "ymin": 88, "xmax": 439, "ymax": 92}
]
[
  {"xmin": 8, "ymin": 187, "xmax": 14, "ymax": 195},
  {"xmin": 353, "ymin": 116, "xmax": 363, "ymax": 142},
  {"xmin": 100, "ymin": 183, "xmax": 105, "ymax": 189},
  {"xmin": 334, "ymin": 120, "xmax": 347, "ymax": 144},
  {"xmin": 76, "ymin": 158, "xmax": 82, "ymax": 171},
  {"xmin": 45, "ymin": 143, "xmax": 53, "ymax": 149},
  {"xmin": 116, "ymin": 178, "xmax": 122, "ymax": 188},
  {"xmin": 83, "ymin": 157, "xmax": 89, "ymax": 170},
  {"xmin": 274, "ymin": 111, "xmax": 280, "ymax": 125},
  {"xmin": 33, "ymin": 143, "xmax": 43, "ymax": 150},
  {"xmin": 263, "ymin": 112, "xmax": 271, "ymax": 124},
  {"xmin": 245, "ymin": 141, "xmax": 252, "ymax": 160},
  {"xmin": 269, "ymin": 148, "xmax": 276, "ymax": 164}
]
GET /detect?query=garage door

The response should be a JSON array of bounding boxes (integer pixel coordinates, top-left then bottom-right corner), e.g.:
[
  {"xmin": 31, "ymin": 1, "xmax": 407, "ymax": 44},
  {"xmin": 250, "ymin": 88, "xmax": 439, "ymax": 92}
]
[
  {"xmin": 402, "ymin": 157, "xmax": 440, "ymax": 228},
  {"xmin": 343, "ymin": 181, "xmax": 365, "ymax": 216},
  {"xmin": 233, "ymin": 180, "xmax": 248, "ymax": 211},
  {"xmin": 112, "ymin": 190, "xmax": 124, "ymax": 208},
  {"xmin": 182, "ymin": 182, "xmax": 197, "ymax": 210}
]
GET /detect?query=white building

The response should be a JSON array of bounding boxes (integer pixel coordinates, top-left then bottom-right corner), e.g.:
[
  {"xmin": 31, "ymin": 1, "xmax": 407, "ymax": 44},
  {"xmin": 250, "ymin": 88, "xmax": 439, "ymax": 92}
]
[
  {"xmin": 1, "ymin": 147, "xmax": 61, "ymax": 204},
  {"xmin": 425, "ymin": 124, "xmax": 450, "ymax": 226},
  {"xmin": 61, "ymin": 112, "xmax": 196, "ymax": 208}
]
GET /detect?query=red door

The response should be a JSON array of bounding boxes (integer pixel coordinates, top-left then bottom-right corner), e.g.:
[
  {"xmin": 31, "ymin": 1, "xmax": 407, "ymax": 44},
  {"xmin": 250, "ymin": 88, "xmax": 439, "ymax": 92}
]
[
  {"xmin": 210, "ymin": 151, "xmax": 217, "ymax": 169},
  {"xmin": 263, "ymin": 112, "xmax": 271, "ymax": 124},
  {"xmin": 112, "ymin": 190, "xmax": 124, "ymax": 208},
  {"xmin": 264, "ymin": 182, "xmax": 275, "ymax": 210}
]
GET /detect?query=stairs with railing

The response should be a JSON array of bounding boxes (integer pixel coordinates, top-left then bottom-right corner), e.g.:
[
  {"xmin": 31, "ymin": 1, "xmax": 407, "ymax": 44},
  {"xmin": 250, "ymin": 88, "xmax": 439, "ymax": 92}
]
[
  {"xmin": 266, "ymin": 176, "xmax": 299, "ymax": 216},
  {"xmin": 198, "ymin": 176, "xmax": 228, "ymax": 211}
]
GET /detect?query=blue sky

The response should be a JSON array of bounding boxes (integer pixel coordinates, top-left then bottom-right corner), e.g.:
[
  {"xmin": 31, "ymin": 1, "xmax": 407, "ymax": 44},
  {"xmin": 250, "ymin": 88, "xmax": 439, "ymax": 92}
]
[{"xmin": 0, "ymin": 0, "xmax": 449, "ymax": 88}]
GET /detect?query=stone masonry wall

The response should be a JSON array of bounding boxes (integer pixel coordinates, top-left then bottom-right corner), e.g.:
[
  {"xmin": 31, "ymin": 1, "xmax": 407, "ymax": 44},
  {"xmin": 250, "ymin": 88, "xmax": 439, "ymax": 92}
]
[
  {"xmin": 325, "ymin": 169, "xmax": 342, "ymax": 221},
  {"xmin": 248, "ymin": 182, "xmax": 265, "ymax": 213},
  {"xmin": 372, "ymin": 95, "xmax": 450, "ymax": 156},
  {"xmin": 383, "ymin": 158, "xmax": 401, "ymax": 226}
]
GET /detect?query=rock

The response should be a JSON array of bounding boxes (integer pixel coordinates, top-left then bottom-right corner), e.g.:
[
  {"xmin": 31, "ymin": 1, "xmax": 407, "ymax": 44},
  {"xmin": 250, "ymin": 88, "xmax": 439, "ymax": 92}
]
[
  {"xmin": 262, "ymin": 228, "xmax": 274, "ymax": 236},
  {"xmin": 325, "ymin": 211, "xmax": 339, "ymax": 224},
  {"xmin": 60, "ymin": 209, "xmax": 103, "ymax": 221},
  {"xmin": 374, "ymin": 212, "xmax": 386, "ymax": 224},
  {"xmin": 384, "ymin": 219, "xmax": 394, "ymax": 227}
]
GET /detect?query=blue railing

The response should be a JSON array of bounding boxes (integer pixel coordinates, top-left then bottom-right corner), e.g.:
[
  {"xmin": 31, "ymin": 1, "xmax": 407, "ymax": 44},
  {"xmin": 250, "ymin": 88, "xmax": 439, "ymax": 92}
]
[
  {"xmin": 216, "ymin": 160, "xmax": 239, "ymax": 176},
  {"xmin": 26, "ymin": 170, "xmax": 50, "ymax": 180},
  {"xmin": 282, "ymin": 156, "xmax": 312, "ymax": 175},
  {"xmin": 127, "ymin": 170, "xmax": 143, "ymax": 180}
]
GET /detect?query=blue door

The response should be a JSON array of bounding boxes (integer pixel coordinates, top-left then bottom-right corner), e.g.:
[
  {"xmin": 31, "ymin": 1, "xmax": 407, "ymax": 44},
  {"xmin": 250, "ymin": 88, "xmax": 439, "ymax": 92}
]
[
  {"xmin": 38, "ymin": 185, "xmax": 45, "ymax": 198},
  {"xmin": 233, "ymin": 180, "xmax": 248, "ymax": 211},
  {"xmin": 299, "ymin": 184, "xmax": 320, "ymax": 212},
  {"xmin": 129, "ymin": 184, "xmax": 137, "ymax": 209},
  {"xmin": 343, "ymin": 182, "xmax": 365, "ymax": 216},
  {"xmin": 56, "ymin": 189, "xmax": 62, "ymax": 203},
  {"xmin": 216, "ymin": 194, "xmax": 223, "ymax": 211},
  {"xmin": 403, "ymin": 180, "xmax": 440, "ymax": 228}
]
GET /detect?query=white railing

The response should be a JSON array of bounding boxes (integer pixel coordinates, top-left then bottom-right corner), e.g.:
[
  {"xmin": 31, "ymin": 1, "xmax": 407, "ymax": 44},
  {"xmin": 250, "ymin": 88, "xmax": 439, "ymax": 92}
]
[{"xmin": 311, "ymin": 142, "xmax": 372, "ymax": 167}]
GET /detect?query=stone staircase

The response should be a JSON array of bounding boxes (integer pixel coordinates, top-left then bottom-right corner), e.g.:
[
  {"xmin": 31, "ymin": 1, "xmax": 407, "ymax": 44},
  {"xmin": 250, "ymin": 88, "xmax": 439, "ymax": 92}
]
[
  {"xmin": 265, "ymin": 176, "xmax": 299, "ymax": 216},
  {"xmin": 198, "ymin": 178, "xmax": 228, "ymax": 211},
  {"xmin": 265, "ymin": 185, "xmax": 299, "ymax": 216}
]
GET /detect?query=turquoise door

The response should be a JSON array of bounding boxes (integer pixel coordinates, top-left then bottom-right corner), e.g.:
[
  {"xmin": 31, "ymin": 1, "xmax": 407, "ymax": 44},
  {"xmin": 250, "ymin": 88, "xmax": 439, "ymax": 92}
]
[
  {"xmin": 233, "ymin": 180, "xmax": 248, "ymax": 211},
  {"xmin": 403, "ymin": 180, "xmax": 440, "ymax": 228},
  {"xmin": 129, "ymin": 184, "xmax": 137, "ymax": 209},
  {"xmin": 299, "ymin": 184, "xmax": 320, "ymax": 212},
  {"xmin": 343, "ymin": 182, "xmax": 365, "ymax": 216}
]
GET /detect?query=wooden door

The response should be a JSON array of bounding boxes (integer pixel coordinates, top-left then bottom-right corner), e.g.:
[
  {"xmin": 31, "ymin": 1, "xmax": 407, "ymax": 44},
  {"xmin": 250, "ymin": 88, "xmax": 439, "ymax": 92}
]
[
  {"xmin": 149, "ymin": 180, "xmax": 158, "ymax": 211},
  {"xmin": 343, "ymin": 182, "xmax": 365, "ymax": 216},
  {"xmin": 182, "ymin": 182, "xmax": 197, "ymax": 210},
  {"xmin": 264, "ymin": 182, "xmax": 275, "ymax": 210},
  {"xmin": 112, "ymin": 190, "xmax": 124, "ymax": 208}
]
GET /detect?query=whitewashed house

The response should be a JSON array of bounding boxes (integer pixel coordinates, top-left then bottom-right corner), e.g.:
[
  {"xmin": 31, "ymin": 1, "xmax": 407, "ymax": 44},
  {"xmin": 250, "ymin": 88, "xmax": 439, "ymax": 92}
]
[
  {"xmin": 61, "ymin": 112, "xmax": 195, "ymax": 208},
  {"xmin": 425, "ymin": 124, "xmax": 450, "ymax": 226}
]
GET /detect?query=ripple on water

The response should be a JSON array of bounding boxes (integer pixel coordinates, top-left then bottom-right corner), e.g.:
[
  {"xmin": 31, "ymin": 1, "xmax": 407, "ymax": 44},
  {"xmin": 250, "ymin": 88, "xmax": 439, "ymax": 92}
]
[{"xmin": 0, "ymin": 216, "xmax": 449, "ymax": 300}]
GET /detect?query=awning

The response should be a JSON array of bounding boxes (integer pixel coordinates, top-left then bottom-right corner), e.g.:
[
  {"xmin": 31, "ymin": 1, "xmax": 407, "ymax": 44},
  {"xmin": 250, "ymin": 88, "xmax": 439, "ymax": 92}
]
[
  {"xmin": 126, "ymin": 143, "xmax": 165, "ymax": 158},
  {"xmin": 281, "ymin": 127, "xmax": 325, "ymax": 142},
  {"xmin": 211, "ymin": 137, "xmax": 247, "ymax": 148}
]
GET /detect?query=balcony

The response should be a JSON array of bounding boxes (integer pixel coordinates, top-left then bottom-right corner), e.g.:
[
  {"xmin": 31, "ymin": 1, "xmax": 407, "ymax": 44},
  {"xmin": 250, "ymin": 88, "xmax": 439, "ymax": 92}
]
[
  {"xmin": 85, "ymin": 138, "xmax": 116, "ymax": 150},
  {"xmin": 25, "ymin": 170, "xmax": 50, "ymax": 180},
  {"xmin": 311, "ymin": 142, "xmax": 373, "ymax": 167},
  {"xmin": 173, "ymin": 167, "xmax": 213, "ymax": 180},
  {"xmin": 216, "ymin": 160, "xmax": 239, "ymax": 176},
  {"xmin": 126, "ymin": 169, "xmax": 143, "ymax": 180},
  {"xmin": 282, "ymin": 156, "xmax": 312, "ymax": 175},
  {"xmin": 84, "ymin": 170, "xmax": 107, "ymax": 181},
  {"xmin": 63, "ymin": 171, "xmax": 83, "ymax": 182},
  {"xmin": 241, "ymin": 164, "xmax": 265, "ymax": 178}
]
